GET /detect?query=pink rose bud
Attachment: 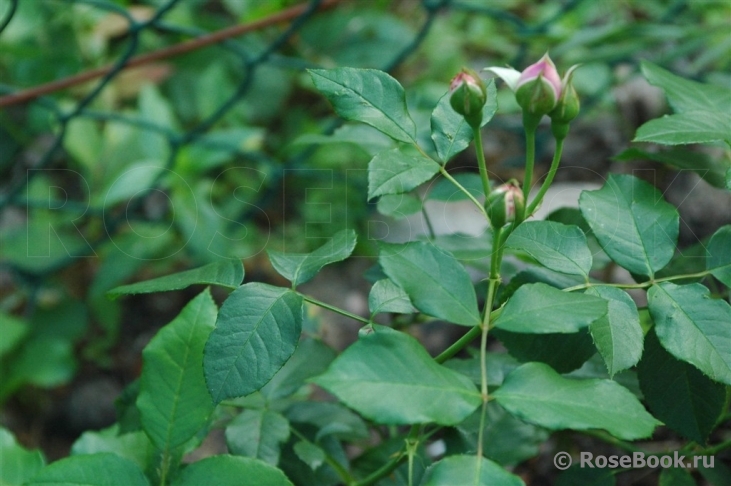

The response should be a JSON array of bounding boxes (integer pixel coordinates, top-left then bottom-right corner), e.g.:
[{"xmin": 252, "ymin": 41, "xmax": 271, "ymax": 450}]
[
  {"xmin": 515, "ymin": 53, "xmax": 561, "ymax": 117},
  {"xmin": 449, "ymin": 68, "xmax": 487, "ymax": 128},
  {"xmin": 486, "ymin": 180, "xmax": 525, "ymax": 228}
]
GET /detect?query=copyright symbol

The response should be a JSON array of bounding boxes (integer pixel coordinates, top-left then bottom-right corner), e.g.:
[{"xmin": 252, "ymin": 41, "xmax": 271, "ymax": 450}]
[{"xmin": 554, "ymin": 451, "xmax": 572, "ymax": 470}]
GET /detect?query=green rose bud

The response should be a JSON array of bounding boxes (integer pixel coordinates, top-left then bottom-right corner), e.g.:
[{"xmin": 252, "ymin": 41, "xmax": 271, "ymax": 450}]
[
  {"xmin": 549, "ymin": 65, "xmax": 581, "ymax": 140},
  {"xmin": 449, "ymin": 68, "xmax": 487, "ymax": 128},
  {"xmin": 486, "ymin": 180, "xmax": 525, "ymax": 228}
]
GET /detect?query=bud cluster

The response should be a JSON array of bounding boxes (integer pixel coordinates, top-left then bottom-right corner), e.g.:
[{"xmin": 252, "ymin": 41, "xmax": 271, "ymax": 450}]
[{"xmin": 485, "ymin": 54, "xmax": 580, "ymax": 137}]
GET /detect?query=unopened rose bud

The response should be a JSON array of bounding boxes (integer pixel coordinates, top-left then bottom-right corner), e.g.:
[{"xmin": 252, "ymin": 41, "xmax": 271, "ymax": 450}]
[
  {"xmin": 549, "ymin": 66, "xmax": 581, "ymax": 140},
  {"xmin": 514, "ymin": 53, "xmax": 561, "ymax": 118},
  {"xmin": 486, "ymin": 180, "xmax": 525, "ymax": 228},
  {"xmin": 449, "ymin": 68, "xmax": 487, "ymax": 128}
]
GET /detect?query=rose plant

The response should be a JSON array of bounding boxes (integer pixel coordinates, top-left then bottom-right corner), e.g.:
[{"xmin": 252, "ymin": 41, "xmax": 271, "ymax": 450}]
[{"xmin": 2, "ymin": 56, "xmax": 730, "ymax": 486}]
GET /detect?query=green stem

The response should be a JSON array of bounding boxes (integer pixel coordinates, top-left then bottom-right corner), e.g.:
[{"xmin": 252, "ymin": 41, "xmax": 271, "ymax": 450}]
[
  {"xmin": 527, "ymin": 137, "xmax": 564, "ymax": 216},
  {"xmin": 473, "ymin": 125, "xmax": 491, "ymax": 199},
  {"xmin": 354, "ymin": 426, "xmax": 419, "ymax": 486},
  {"xmin": 302, "ymin": 295, "xmax": 370, "ymax": 324},
  {"xmin": 159, "ymin": 451, "xmax": 170, "ymax": 486},
  {"xmin": 703, "ymin": 438, "xmax": 731, "ymax": 456},
  {"xmin": 521, "ymin": 125, "xmax": 536, "ymax": 221},
  {"xmin": 421, "ymin": 202, "xmax": 436, "ymax": 240},
  {"xmin": 434, "ymin": 325, "xmax": 481, "ymax": 363},
  {"xmin": 476, "ymin": 228, "xmax": 502, "ymax": 462},
  {"xmin": 563, "ymin": 269, "xmax": 714, "ymax": 293},
  {"xmin": 439, "ymin": 166, "xmax": 487, "ymax": 217}
]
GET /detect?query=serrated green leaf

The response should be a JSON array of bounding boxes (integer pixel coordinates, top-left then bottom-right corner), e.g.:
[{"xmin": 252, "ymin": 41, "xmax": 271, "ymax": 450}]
[
  {"xmin": 368, "ymin": 148, "xmax": 440, "ymax": 200},
  {"xmin": 648, "ymin": 282, "xmax": 731, "ymax": 385},
  {"xmin": 137, "ymin": 289, "xmax": 217, "ymax": 451},
  {"xmin": 640, "ymin": 61, "xmax": 731, "ymax": 114},
  {"xmin": 0, "ymin": 427, "xmax": 45, "ymax": 486},
  {"xmin": 368, "ymin": 279, "xmax": 416, "ymax": 316},
  {"xmin": 421, "ymin": 455, "xmax": 525, "ymax": 486},
  {"xmin": 659, "ymin": 467, "xmax": 697, "ymax": 486},
  {"xmin": 24, "ymin": 453, "xmax": 149, "ymax": 486},
  {"xmin": 493, "ymin": 362, "xmax": 660, "ymax": 440},
  {"xmin": 204, "ymin": 283, "xmax": 303, "ymax": 403},
  {"xmin": 634, "ymin": 111, "xmax": 731, "ymax": 145},
  {"xmin": 225, "ymin": 409, "xmax": 290, "ymax": 465},
  {"xmin": 638, "ymin": 330, "xmax": 725, "ymax": 445},
  {"xmin": 580, "ymin": 174, "xmax": 679, "ymax": 277},
  {"xmin": 260, "ymin": 338, "xmax": 336, "ymax": 400},
  {"xmin": 494, "ymin": 329, "xmax": 596, "ymax": 373},
  {"xmin": 107, "ymin": 260, "xmax": 244, "ymax": 298},
  {"xmin": 494, "ymin": 283, "xmax": 607, "ymax": 333},
  {"xmin": 586, "ymin": 286, "xmax": 643, "ymax": 376},
  {"xmin": 379, "ymin": 242, "xmax": 480, "ymax": 326},
  {"xmin": 505, "ymin": 221, "xmax": 592, "ymax": 277},
  {"xmin": 171, "ymin": 455, "xmax": 293, "ymax": 486},
  {"xmin": 430, "ymin": 79, "xmax": 498, "ymax": 163},
  {"xmin": 309, "ymin": 68, "xmax": 416, "ymax": 143},
  {"xmin": 707, "ymin": 225, "xmax": 731, "ymax": 286},
  {"xmin": 312, "ymin": 326, "xmax": 480, "ymax": 425},
  {"xmin": 267, "ymin": 229, "xmax": 356, "ymax": 287},
  {"xmin": 70, "ymin": 425, "xmax": 152, "ymax": 471}
]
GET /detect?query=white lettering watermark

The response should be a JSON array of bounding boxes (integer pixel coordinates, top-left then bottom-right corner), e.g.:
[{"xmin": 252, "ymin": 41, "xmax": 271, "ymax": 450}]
[{"xmin": 553, "ymin": 451, "xmax": 715, "ymax": 471}]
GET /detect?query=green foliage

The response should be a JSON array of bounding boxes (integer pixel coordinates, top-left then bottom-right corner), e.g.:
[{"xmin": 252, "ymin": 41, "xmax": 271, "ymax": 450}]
[
  {"xmin": 309, "ymin": 68, "xmax": 416, "ymax": 143},
  {"xmin": 108, "ymin": 260, "xmax": 244, "ymax": 298},
  {"xmin": 3, "ymin": 2, "xmax": 731, "ymax": 485},
  {"xmin": 0, "ymin": 427, "xmax": 45, "ymax": 486},
  {"xmin": 203, "ymin": 283, "xmax": 303, "ymax": 403},
  {"xmin": 313, "ymin": 326, "xmax": 481, "ymax": 425},
  {"xmin": 493, "ymin": 363, "xmax": 660, "ymax": 440},
  {"xmin": 635, "ymin": 62, "xmax": 731, "ymax": 145},
  {"xmin": 138, "ymin": 290, "xmax": 217, "ymax": 451},
  {"xmin": 379, "ymin": 242, "xmax": 481, "ymax": 326},
  {"xmin": 580, "ymin": 174, "xmax": 679, "ymax": 278},
  {"xmin": 267, "ymin": 229, "xmax": 357, "ymax": 287}
]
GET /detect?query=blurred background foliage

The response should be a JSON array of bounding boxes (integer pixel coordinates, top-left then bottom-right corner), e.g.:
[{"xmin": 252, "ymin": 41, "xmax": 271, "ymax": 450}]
[{"xmin": 1, "ymin": 0, "xmax": 730, "ymax": 454}]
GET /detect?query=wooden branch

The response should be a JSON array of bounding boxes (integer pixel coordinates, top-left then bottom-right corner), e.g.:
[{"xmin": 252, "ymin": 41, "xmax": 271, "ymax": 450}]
[{"xmin": 0, "ymin": 0, "xmax": 341, "ymax": 109}]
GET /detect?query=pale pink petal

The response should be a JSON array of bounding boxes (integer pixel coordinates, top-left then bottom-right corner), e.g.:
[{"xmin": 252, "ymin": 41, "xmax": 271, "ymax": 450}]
[{"xmin": 483, "ymin": 66, "xmax": 521, "ymax": 91}]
